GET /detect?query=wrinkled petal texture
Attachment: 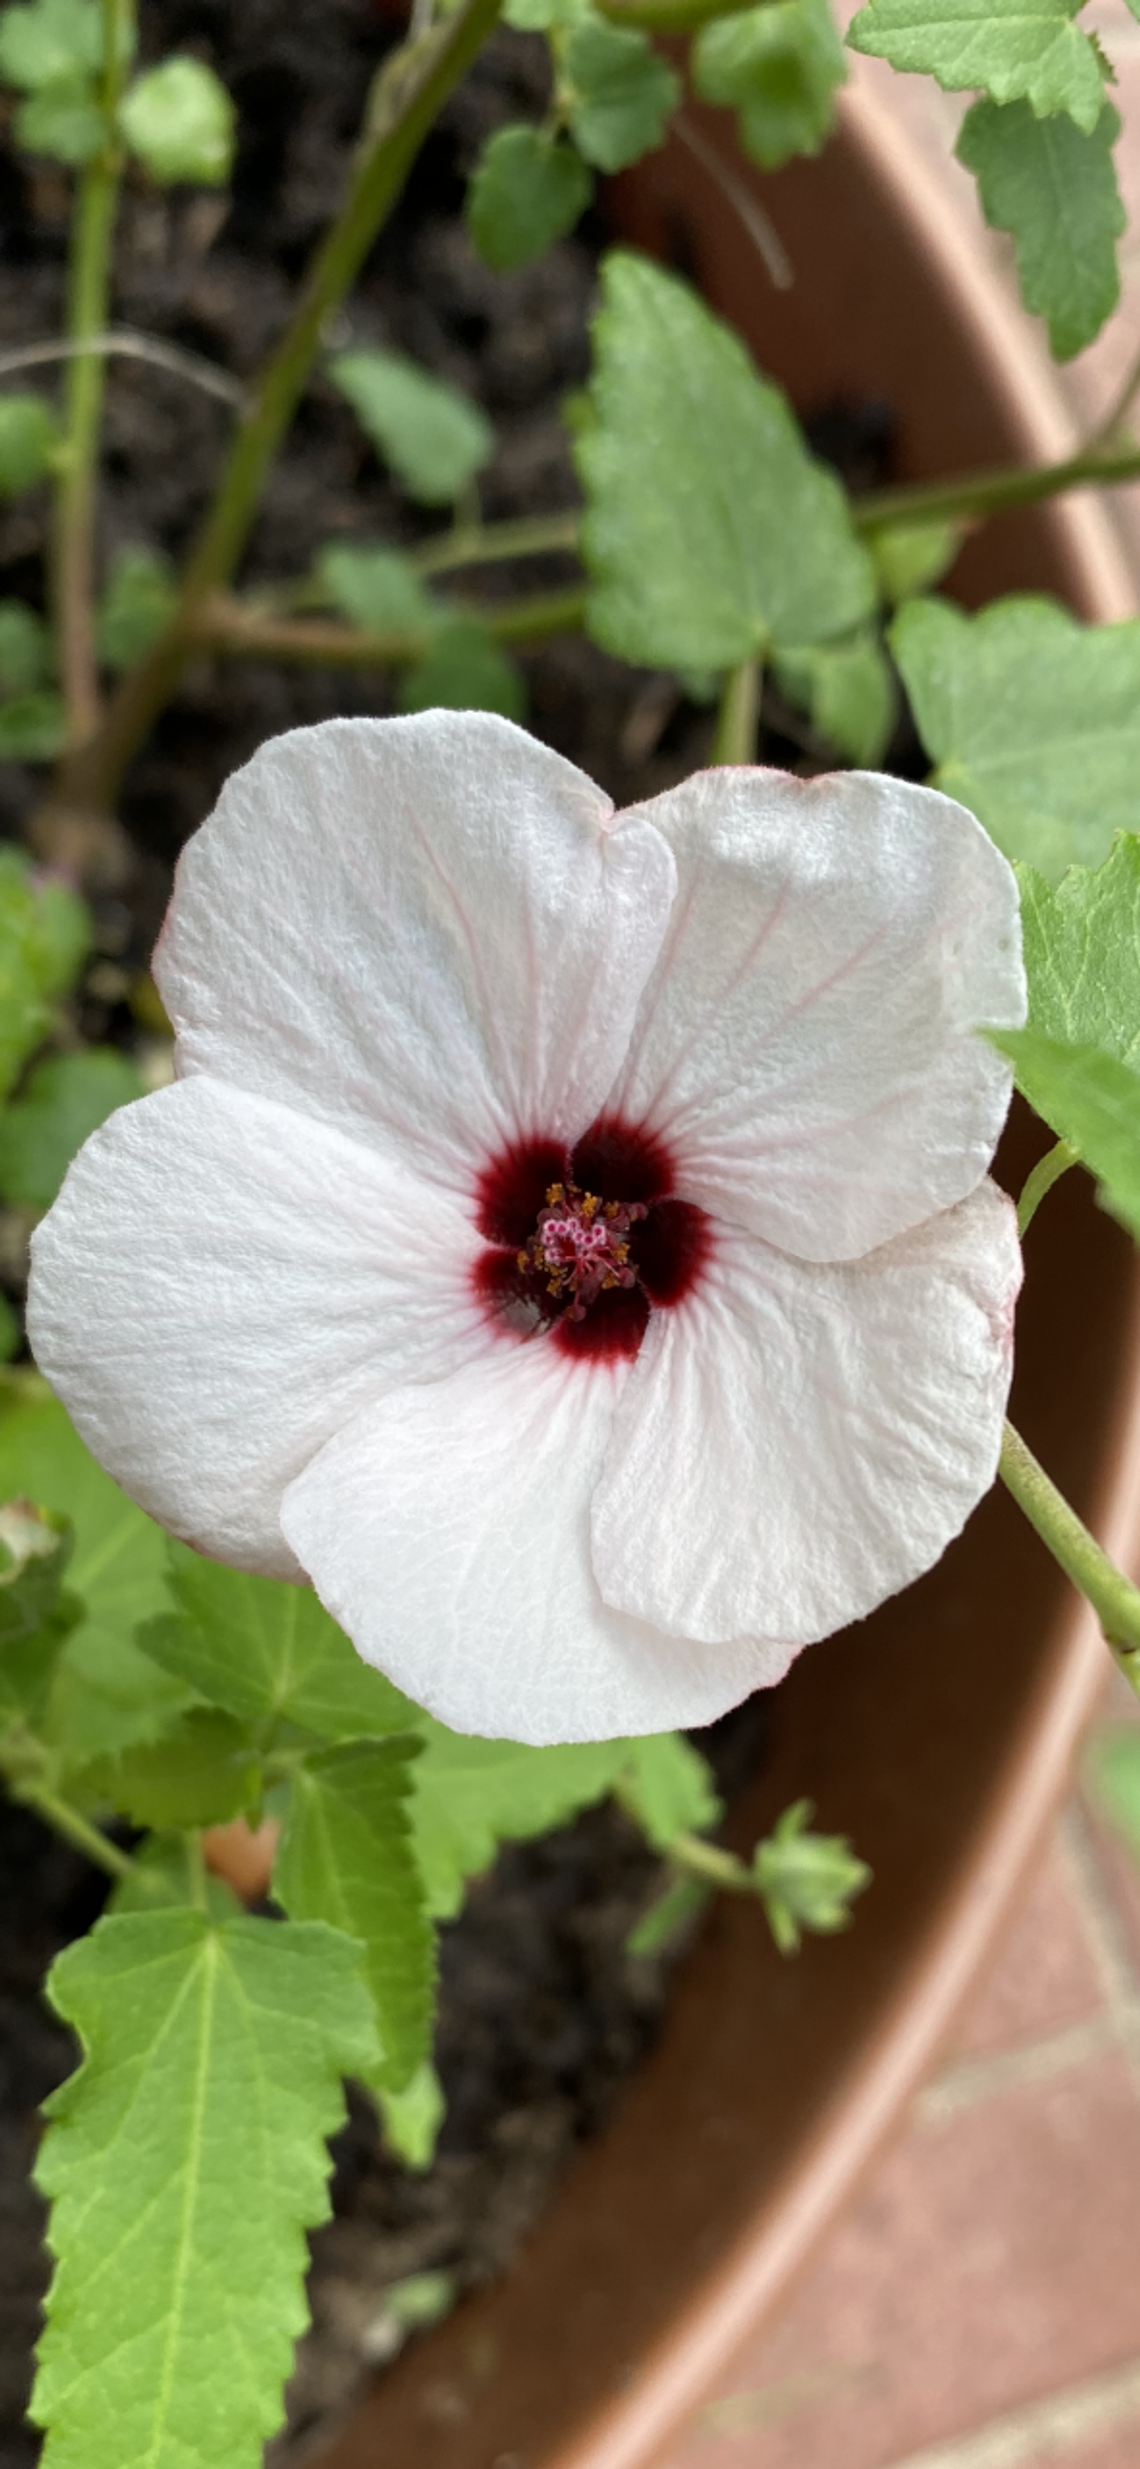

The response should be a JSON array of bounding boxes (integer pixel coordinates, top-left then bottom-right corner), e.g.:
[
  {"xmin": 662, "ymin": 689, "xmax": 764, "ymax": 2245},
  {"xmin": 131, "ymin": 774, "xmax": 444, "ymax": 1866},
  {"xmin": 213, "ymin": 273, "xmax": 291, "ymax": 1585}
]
[
  {"xmin": 156, "ymin": 712, "xmax": 676, "ymax": 1202},
  {"xmin": 279, "ymin": 1342, "xmax": 787, "ymax": 1743},
  {"xmin": 593, "ymin": 1180, "xmax": 1021, "ymax": 1647},
  {"xmin": 606, "ymin": 767, "xmax": 1025, "ymax": 1261},
  {"xmin": 28, "ymin": 1075, "xmax": 491, "ymax": 1575}
]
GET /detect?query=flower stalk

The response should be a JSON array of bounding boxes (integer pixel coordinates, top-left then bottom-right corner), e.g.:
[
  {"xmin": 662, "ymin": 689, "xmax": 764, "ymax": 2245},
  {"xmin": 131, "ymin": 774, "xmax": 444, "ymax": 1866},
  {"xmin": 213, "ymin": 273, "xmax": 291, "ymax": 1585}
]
[
  {"xmin": 999, "ymin": 1418, "xmax": 1140, "ymax": 1699},
  {"xmin": 196, "ymin": 583, "xmax": 587, "ymax": 668},
  {"xmin": 712, "ymin": 657, "xmax": 761, "ymax": 765}
]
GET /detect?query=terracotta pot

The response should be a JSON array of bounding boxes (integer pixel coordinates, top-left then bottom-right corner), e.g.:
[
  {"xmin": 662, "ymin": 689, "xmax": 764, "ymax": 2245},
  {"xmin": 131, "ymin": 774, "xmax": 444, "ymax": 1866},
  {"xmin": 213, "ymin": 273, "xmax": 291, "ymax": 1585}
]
[{"xmin": 310, "ymin": 76, "xmax": 1140, "ymax": 2469}]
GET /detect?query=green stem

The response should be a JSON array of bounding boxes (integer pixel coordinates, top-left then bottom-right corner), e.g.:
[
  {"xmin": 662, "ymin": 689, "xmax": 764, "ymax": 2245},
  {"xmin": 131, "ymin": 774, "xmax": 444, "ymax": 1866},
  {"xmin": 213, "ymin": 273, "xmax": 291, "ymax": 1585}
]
[
  {"xmin": 184, "ymin": 1830, "xmax": 209, "ymax": 1912},
  {"xmin": 14, "ymin": 1778, "xmax": 133, "ymax": 1880},
  {"xmin": 712, "ymin": 657, "xmax": 761, "ymax": 764},
  {"xmin": 855, "ymin": 441, "xmax": 1140, "ymax": 539},
  {"xmin": 53, "ymin": 0, "xmax": 133, "ymax": 744},
  {"xmin": 1017, "ymin": 1140, "xmax": 1077, "ymax": 1237},
  {"xmin": 197, "ymin": 583, "xmax": 585, "ymax": 666},
  {"xmin": 667, "ymin": 1831, "xmax": 752, "ymax": 1892},
  {"xmin": 413, "ymin": 508, "xmax": 583, "ymax": 579},
  {"xmin": 597, "ymin": 0, "xmax": 775, "ymax": 29},
  {"xmin": 46, "ymin": 0, "xmax": 503, "ymax": 821},
  {"xmin": 999, "ymin": 1419, "xmax": 1140, "ymax": 1697}
]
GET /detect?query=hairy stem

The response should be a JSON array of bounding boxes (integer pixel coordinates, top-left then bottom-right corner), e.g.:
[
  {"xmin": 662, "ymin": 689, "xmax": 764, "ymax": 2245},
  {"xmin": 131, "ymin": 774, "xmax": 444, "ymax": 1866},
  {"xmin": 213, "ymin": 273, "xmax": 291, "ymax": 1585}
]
[
  {"xmin": 53, "ymin": 0, "xmax": 133, "ymax": 743},
  {"xmin": 712, "ymin": 657, "xmax": 761, "ymax": 764},
  {"xmin": 999, "ymin": 1419, "xmax": 1140, "ymax": 1697},
  {"xmin": 45, "ymin": 0, "xmax": 502, "ymax": 821},
  {"xmin": 11, "ymin": 1777, "xmax": 133, "ymax": 1880},
  {"xmin": 667, "ymin": 1830, "xmax": 752, "ymax": 1891},
  {"xmin": 198, "ymin": 584, "xmax": 586, "ymax": 667},
  {"xmin": 1017, "ymin": 1140, "xmax": 1077, "ymax": 1237},
  {"xmin": 855, "ymin": 441, "xmax": 1140, "ymax": 538}
]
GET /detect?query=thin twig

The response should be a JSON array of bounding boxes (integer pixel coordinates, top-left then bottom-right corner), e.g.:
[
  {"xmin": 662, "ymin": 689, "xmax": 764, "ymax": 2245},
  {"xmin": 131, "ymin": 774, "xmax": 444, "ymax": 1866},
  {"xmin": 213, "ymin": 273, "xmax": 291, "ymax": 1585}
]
[
  {"xmin": 673, "ymin": 110, "xmax": 793, "ymax": 293},
  {"xmin": 0, "ymin": 328, "xmax": 247, "ymax": 411}
]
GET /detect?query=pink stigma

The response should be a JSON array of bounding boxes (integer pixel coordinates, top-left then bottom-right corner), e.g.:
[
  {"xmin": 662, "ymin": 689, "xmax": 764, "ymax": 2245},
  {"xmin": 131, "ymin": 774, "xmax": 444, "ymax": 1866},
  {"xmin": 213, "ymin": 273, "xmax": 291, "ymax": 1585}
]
[{"xmin": 521, "ymin": 1183, "xmax": 647, "ymax": 1320}]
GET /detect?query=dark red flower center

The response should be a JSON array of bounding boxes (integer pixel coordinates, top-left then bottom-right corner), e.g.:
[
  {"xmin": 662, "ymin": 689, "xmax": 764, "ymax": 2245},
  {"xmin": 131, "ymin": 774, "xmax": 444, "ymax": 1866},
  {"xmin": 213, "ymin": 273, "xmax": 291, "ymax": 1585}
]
[{"xmin": 473, "ymin": 1116, "xmax": 710, "ymax": 1361}]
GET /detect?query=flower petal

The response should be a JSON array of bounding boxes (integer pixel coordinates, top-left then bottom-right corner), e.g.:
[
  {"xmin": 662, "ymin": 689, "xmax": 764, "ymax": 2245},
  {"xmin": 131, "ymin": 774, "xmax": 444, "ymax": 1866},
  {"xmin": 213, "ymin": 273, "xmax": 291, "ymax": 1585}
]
[
  {"xmin": 592, "ymin": 1180, "xmax": 1020, "ymax": 1647},
  {"xmin": 605, "ymin": 767, "xmax": 1025, "ymax": 1261},
  {"xmin": 28, "ymin": 1075, "xmax": 490, "ymax": 1575},
  {"xmin": 156, "ymin": 713, "xmax": 676, "ymax": 1201},
  {"xmin": 279, "ymin": 1342, "xmax": 778, "ymax": 1744}
]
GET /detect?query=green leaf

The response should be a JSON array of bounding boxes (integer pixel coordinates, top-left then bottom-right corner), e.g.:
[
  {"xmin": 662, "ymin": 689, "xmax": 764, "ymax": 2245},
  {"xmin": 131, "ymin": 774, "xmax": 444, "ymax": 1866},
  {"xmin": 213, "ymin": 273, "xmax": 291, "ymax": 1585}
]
[
  {"xmin": 752, "ymin": 1797, "xmax": 871, "ymax": 1954},
  {"xmin": 0, "ymin": 1046, "xmax": 143, "ymax": 1210},
  {"xmin": 410, "ymin": 1725, "xmax": 629, "ymax": 1919},
  {"xmin": 376, "ymin": 2058, "xmax": 445, "ymax": 2170},
  {"xmin": 625, "ymin": 1872, "xmax": 709, "ymax": 1957},
  {"xmin": 0, "ymin": 393, "xmax": 58, "ymax": 495},
  {"xmin": 274, "ymin": 1738, "xmax": 435, "ymax": 2092},
  {"xmin": 83, "ymin": 1707, "xmax": 259, "ymax": 1829},
  {"xmin": 119, "ymin": 55, "xmax": 234, "ymax": 184},
  {"xmin": 694, "ymin": 0, "xmax": 845, "ymax": 172},
  {"xmin": 846, "ymin": 0, "xmax": 1107, "ymax": 133},
  {"xmin": 33, "ymin": 1910, "xmax": 380, "ymax": 2469},
  {"xmin": 0, "ymin": 0, "xmax": 101, "ymax": 89},
  {"xmin": 989, "ymin": 1025, "xmax": 1140, "ymax": 1238},
  {"xmin": 577, "ymin": 251, "xmax": 875, "ymax": 672},
  {"xmin": 0, "ymin": 687, "xmax": 65, "ymax": 758},
  {"xmin": 866, "ymin": 514, "xmax": 960, "ymax": 605},
  {"xmin": 0, "ymin": 1499, "xmax": 76, "ymax": 1724},
  {"xmin": 328, "ymin": 348, "xmax": 493, "ymax": 507},
  {"xmin": 504, "ymin": 0, "xmax": 588, "ymax": 25},
  {"xmin": 956, "ymin": 97, "xmax": 1123, "ymax": 361},
  {"xmin": 0, "ymin": 599, "xmax": 50, "ymax": 692},
  {"xmin": 316, "ymin": 542, "xmax": 436, "ymax": 637},
  {"xmin": 137, "ymin": 1541, "xmax": 417, "ymax": 1740},
  {"xmin": 0, "ymin": 845, "xmax": 88, "ymax": 1097},
  {"xmin": 15, "ymin": 73, "xmax": 104, "ymax": 163},
  {"xmin": 109, "ymin": 1832, "xmax": 241, "ymax": 1918},
  {"xmin": 95, "ymin": 546, "xmax": 177, "ymax": 672},
  {"xmin": 773, "ymin": 628, "xmax": 896, "ymax": 763},
  {"xmin": 0, "ymin": 1292, "xmax": 18, "ymax": 1362},
  {"xmin": 892, "ymin": 595, "xmax": 1140, "ymax": 880},
  {"xmin": 0, "ymin": 1397, "xmax": 189, "ymax": 1760},
  {"xmin": 466, "ymin": 124, "xmax": 594, "ymax": 271},
  {"xmin": 1016, "ymin": 835, "xmax": 1140, "ymax": 1065},
  {"xmin": 564, "ymin": 18, "xmax": 679, "ymax": 171},
  {"xmin": 399, "ymin": 618, "xmax": 527, "ymax": 720},
  {"xmin": 1085, "ymin": 1724, "xmax": 1140, "ymax": 1861},
  {"xmin": 618, "ymin": 1731, "xmax": 722, "ymax": 1850}
]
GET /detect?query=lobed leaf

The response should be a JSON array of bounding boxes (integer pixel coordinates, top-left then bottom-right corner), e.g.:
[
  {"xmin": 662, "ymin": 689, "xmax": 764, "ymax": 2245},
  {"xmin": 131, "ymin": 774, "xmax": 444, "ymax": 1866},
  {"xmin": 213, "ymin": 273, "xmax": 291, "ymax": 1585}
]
[
  {"xmin": 398, "ymin": 618, "xmax": 526, "ymax": 719},
  {"xmin": 81, "ymin": 1707, "xmax": 259, "ymax": 1830},
  {"xmin": 564, "ymin": 17, "xmax": 679, "ymax": 171},
  {"xmin": 892, "ymin": 595, "xmax": 1140, "ymax": 879},
  {"xmin": 1016, "ymin": 835, "xmax": 1140, "ymax": 1063},
  {"xmin": 410, "ymin": 1724, "xmax": 630, "ymax": 1918},
  {"xmin": 619, "ymin": 1730, "xmax": 722, "ymax": 1849},
  {"xmin": 466, "ymin": 123, "xmax": 594, "ymax": 271},
  {"xmin": 137, "ymin": 1542, "xmax": 418, "ymax": 1741},
  {"xmin": 694, "ymin": 0, "xmax": 845, "ymax": 172},
  {"xmin": 274, "ymin": 1737, "xmax": 436, "ymax": 2091},
  {"xmin": 96, "ymin": 547, "xmax": 178, "ymax": 672},
  {"xmin": 33, "ymin": 1911, "xmax": 379, "ymax": 2469},
  {"xmin": 577, "ymin": 251, "xmax": 875, "ymax": 671},
  {"xmin": 0, "ymin": 394, "xmax": 59, "ymax": 497},
  {"xmin": 15, "ymin": 73, "xmax": 104, "ymax": 163},
  {"xmin": 0, "ymin": 1046, "xmax": 143, "ymax": 1210},
  {"xmin": 0, "ymin": 0, "xmax": 101, "ymax": 90},
  {"xmin": 0, "ymin": 845, "xmax": 88, "ymax": 1101},
  {"xmin": 316, "ymin": 542, "xmax": 437, "ymax": 637},
  {"xmin": 990, "ymin": 1026, "xmax": 1140, "ymax": 1238},
  {"xmin": 773, "ymin": 629, "xmax": 896, "ymax": 764},
  {"xmin": 956, "ymin": 97, "xmax": 1123, "ymax": 361},
  {"xmin": 118, "ymin": 56, "xmax": 235, "ymax": 186},
  {"xmin": 329, "ymin": 348, "xmax": 493, "ymax": 507},
  {"xmin": 846, "ymin": 0, "xmax": 1107, "ymax": 133}
]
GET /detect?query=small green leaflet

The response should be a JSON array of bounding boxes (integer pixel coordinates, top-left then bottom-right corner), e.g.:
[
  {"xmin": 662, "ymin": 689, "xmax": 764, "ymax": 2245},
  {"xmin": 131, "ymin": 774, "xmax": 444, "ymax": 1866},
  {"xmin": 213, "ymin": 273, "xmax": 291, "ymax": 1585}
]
[
  {"xmin": 0, "ymin": 1046, "xmax": 143, "ymax": 1210},
  {"xmin": 563, "ymin": 18, "xmax": 679, "ymax": 172},
  {"xmin": 33, "ymin": 1911, "xmax": 379, "ymax": 2469},
  {"xmin": 0, "ymin": 1500, "xmax": 76, "ymax": 1727},
  {"xmin": 989, "ymin": 1026, "xmax": 1140, "ymax": 1239},
  {"xmin": 410, "ymin": 1725, "xmax": 630, "ymax": 1918},
  {"xmin": 118, "ymin": 56, "xmax": 235, "ymax": 186},
  {"xmin": 95, "ymin": 547, "xmax": 177, "ymax": 672},
  {"xmin": 398, "ymin": 620, "xmax": 526, "ymax": 720},
  {"xmin": 892, "ymin": 595, "xmax": 1140, "ymax": 880},
  {"xmin": 138, "ymin": 1542, "xmax": 417, "ymax": 1740},
  {"xmin": 328, "ymin": 348, "xmax": 493, "ymax": 507},
  {"xmin": 0, "ymin": 0, "xmax": 101, "ymax": 85},
  {"xmin": 846, "ymin": 0, "xmax": 1107, "ymax": 134},
  {"xmin": 773, "ymin": 630, "xmax": 896, "ymax": 764},
  {"xmin": 466, "ymin": 124, "xmax": 594, "ymax": 272},
  {"xmin": 274, "ymin": 1738, "xmax": 435, "ymax": 2092},
  {"xmin": 866, "ymin": 514, "xmax": 960, "ymax": 605},
  {"xmin": 15, "ymin": 75, "xmax": 103, "ymax": 162},
  {"xmin": 1016, "ymin": 836, "xmax": 1140, "ymax": 1064},
  {"xmin": 0, "ymin": 598, "xmax": 51, "ymax": 691},
  {"xmin": 957, "ymin": 99, "xmax": 1123, "ymax": 361},
  {"xmin": 376, "ymin": 2059, "xmax": 445, "ymax": 2170},
  {"xmin": 109, "ymin": 1832, "xmax": 240, "ymax": 1918},
  {"xmin": 317, "ymin": 542, "xmax": 436, "ymax": 638},
  {"xmin": 0, "ymin": 394, "xmax": 58, "ymax": 495},
  {"xmin": 0, "ymin": 843, "xmax": 88, "ymax": 1101},
  {"xmin": 694, "ymin": 0, "xmax": 845, "ymax": 172},
  {"xmin": 0, "ymin": 686, "xmax": 64, "ymax": 756},
  {"xmin": 81, "ymin": 1707, "xmax": 259, "ymax": 1830},
  {"xmin": 752, "ymin": 1798, "xmax": 871, "ymax": 1954},
  {"xmin": 577, "ymin": 251, "xmax": 875, "ymax": 672},
  {"xmin": 618, "ymin": 1730, "xmax": 721, "ymax": 1850}
]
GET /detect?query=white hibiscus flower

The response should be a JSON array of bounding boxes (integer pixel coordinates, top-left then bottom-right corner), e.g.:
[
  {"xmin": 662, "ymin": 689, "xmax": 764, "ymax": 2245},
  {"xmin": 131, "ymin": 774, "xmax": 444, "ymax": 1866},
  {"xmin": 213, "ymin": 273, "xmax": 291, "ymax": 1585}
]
[{"xmin": 27, "ymin": 712, "xmax": 1025, "ymax": 1744}]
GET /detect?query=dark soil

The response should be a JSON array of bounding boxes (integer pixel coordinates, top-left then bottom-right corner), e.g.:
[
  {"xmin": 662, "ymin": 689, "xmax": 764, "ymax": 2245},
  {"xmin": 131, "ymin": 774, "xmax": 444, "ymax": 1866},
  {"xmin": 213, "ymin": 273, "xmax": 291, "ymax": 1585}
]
[{"xmin": 0, "ymin": 3, "xmax": 876, "ymax": 2457}]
